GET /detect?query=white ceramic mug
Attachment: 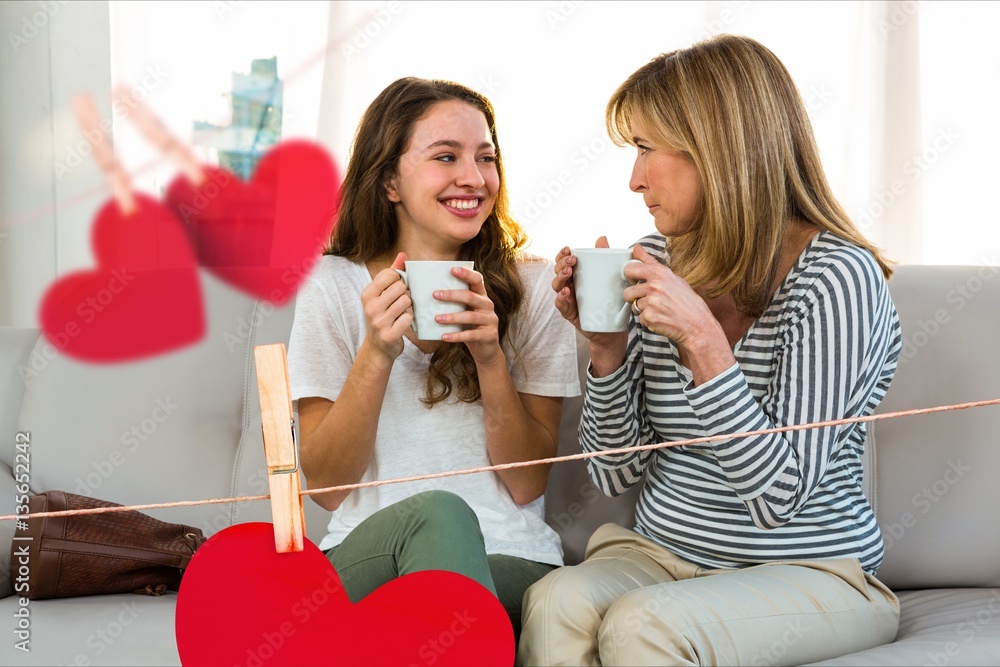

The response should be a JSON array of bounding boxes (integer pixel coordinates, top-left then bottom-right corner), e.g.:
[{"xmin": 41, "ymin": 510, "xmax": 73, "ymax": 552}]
[
  {"xmin": 572, "ymin": 248, "xmax": 641, "ymax": 333},
  {"xmin": 394, "ymin": 260, "xmax": 474, "ymax": 340}
]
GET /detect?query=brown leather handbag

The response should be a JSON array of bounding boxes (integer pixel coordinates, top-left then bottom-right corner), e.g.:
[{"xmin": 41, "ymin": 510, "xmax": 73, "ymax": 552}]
[{"xmin": 10, "ymin": 490, "xmax": 207, "ymax": 600}]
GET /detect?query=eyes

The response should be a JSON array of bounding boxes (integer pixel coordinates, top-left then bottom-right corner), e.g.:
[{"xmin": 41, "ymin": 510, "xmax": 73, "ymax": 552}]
[
  {"xmin": 434, "ymin": 153, "xmax": 496, "ymax": 163},
  {"xmin": 636, "ymin": 144, "xmax": 651, "ymax": 156}
]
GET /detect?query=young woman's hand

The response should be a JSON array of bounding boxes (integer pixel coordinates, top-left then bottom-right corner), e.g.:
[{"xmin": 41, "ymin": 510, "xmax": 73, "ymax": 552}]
[
  {"xmin": 436, "ymin": 266, "xmax": 503, "ymax": 367},
  {"xmin": 360, "ymin": 252, "xmax": 413, "ymax": 363},
  {"xmin": 552, "ymin": 237, "xmax": 629, "ymax": 375}
]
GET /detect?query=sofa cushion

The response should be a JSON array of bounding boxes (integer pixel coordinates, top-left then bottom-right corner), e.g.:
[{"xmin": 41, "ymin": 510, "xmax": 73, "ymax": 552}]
[
  {"xmin": 0, "ymin": 594, "xmax": 180, "ymax": 665},
  {"xmin": 872, "ymin": 266, "xmax": 1000, "ymax": 590},
  {"xmin": 807, "ymin": 588, "xmax": 1000, "ymax": 665}
]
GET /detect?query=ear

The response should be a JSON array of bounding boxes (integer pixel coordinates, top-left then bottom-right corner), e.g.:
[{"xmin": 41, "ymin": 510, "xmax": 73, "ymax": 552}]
[{"xmin": 384, "ymin": 175, "xmax": 401, "ymax": 203}]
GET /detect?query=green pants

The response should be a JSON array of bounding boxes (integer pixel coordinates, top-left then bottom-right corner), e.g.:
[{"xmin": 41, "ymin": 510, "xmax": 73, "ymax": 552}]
[{"xmin": 325, "ymin": 490, "xmax": 556, "ymax": 641}]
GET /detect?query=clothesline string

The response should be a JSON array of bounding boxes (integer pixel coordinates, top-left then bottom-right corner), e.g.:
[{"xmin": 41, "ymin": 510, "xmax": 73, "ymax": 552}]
[{"xmin": 2, "ymin": 396, "xmax": 998, "ymax": 522}]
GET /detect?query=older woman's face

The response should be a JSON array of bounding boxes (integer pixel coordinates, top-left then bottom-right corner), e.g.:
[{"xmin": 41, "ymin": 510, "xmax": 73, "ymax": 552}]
[{"xmin": 628, "ymin": 118, "xmax": 702, "ymax": 237}]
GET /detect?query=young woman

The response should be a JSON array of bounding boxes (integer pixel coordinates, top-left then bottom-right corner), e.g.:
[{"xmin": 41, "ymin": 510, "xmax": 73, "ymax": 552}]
[
  {"xmin": 520, "ymin": 36, "xmax": 903, "ymax": 665},
  {"xmin": 286, "ymin": 77, "xmax": 580, "ymax": 638}
]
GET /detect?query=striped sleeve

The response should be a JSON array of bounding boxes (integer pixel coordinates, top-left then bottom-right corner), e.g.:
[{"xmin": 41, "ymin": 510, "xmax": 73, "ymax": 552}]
[
  {"xmin": 579, "ymin": 324, "xmax": 655, "ymax": 496},
  {"xmin": 578, "ymin": 235, "xmax": 665, "ymax": 496},
  {"xmin": 684, "ymin": 249, "xmax": 898, "ymax": 529}
]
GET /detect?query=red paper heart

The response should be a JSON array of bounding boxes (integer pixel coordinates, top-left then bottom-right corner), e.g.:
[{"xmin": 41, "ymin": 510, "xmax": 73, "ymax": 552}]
[
  {"xmin": 38, "ymin": 194, "xmax": 204, "ymax": 362},
  {"xmin": 164, "ymin": 140, "xmax": 340, "ymax": 305},
  {"xmin": 175, "ymin": 522, "xmax": 514, "ymax": 667}
]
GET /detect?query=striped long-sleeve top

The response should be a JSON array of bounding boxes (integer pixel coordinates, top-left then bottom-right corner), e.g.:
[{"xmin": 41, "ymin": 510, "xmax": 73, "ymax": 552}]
[{"xmin": 580, "ymin": 231, "xmax": 902, "ymax": 574}]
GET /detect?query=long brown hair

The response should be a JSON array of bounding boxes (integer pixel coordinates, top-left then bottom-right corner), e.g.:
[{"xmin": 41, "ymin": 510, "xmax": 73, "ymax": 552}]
[
  {"xmin": 327, "ymin": 77, "xmax": 528, "ymax": 405},
  {"xmin": 607, "ymin": 34, "xmax": 893, "ymax": 316}
]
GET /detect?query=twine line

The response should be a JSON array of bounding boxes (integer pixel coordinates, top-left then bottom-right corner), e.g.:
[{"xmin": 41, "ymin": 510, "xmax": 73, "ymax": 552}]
[{"xmin": 3, "ymin": 396, "xmax": 998, "ymax": 522}]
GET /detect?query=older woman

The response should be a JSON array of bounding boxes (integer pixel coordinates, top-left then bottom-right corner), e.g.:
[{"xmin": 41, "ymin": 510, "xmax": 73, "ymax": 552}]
[{"xmin": 520, "ymin": 35, "xmax": 902, "ymax": 666}]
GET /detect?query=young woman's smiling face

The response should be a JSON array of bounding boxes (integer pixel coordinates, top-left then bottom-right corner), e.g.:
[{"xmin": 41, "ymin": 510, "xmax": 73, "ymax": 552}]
[{"xmin": 386, "ymin": 100, "xmax": 499, "ymax": 259}]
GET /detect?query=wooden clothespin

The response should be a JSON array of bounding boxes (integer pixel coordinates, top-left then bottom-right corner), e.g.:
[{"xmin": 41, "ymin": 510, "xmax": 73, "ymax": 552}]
[
  {"xmin": 254, "ymin": 343, "xmax": 306, "ymax": 553},
  {"xmin": 113, "ymin": 84, "xmax": 207, "ymax": 187},
  {"xmin": 72, "ymin": 93, "xmax": 137, "ymax": 216}
]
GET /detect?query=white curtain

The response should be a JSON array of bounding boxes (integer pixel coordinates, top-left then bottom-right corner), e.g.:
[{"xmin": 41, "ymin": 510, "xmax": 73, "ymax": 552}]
[
  {"xmin": 312, "ymin": 0, "xmax": 932, "ymax": 265},
  {"xmin": 868, "ymin": 1, "xmax": 923, "ymax": 264}
]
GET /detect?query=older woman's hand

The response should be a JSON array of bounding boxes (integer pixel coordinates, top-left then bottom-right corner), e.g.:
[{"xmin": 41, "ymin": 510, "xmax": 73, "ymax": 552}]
[
  {"xmin": 623, "ymin": 245, "xmax": 734, "ymax": 384},
  {"xmin": 553, "ymin": 236, "xmax": 629, "ymax": 376}
]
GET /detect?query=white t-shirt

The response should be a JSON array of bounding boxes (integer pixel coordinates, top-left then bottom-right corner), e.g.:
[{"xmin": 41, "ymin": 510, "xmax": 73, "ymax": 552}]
[{"xmin": 287, "ymin": 253, "xmax": 581, "ymax": 565}]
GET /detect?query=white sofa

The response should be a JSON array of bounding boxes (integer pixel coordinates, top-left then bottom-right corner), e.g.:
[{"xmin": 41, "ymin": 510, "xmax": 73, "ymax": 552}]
[{"xmin": 1, "ymin": 265, "xmax": 998, "ymax": 665}]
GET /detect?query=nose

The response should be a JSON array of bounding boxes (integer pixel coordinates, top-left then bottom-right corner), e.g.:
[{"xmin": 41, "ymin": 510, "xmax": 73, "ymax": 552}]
[
  {"xmin": 629, "ymin": 153, "xmax": 646, "ymax": 193},
  {"xmin": 455, "ymin": 156, "xmax": 486, "ymax": 189}
]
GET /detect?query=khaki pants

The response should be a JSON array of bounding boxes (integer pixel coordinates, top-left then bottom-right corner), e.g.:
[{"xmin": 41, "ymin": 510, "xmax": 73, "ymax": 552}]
[{"xmin": 518, "ymin": 524, "xmax": 900, "ymax": 666}]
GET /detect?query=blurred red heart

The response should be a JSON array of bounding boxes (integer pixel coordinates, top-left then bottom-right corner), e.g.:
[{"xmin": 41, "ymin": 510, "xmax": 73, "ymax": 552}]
[
  {"xmin": 38, "ymin": 194, "xmax": 204, "ymax": 362},
  {"xmin": 175, "ymin": 522, "xmax": 513, "ymax": 667},
  {"xmin": 165, "ymin": 140, "xmax": 340, "ymax": 305}
]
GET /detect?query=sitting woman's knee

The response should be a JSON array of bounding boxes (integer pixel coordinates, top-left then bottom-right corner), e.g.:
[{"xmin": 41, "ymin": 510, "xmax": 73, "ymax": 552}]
[
  {"xmin": 402, "ymin": 490, "xmax": 482, "ymax": 537},
  {"xmin": 409, "ymin": 489, "xmax": 475, "ymax": 518}
]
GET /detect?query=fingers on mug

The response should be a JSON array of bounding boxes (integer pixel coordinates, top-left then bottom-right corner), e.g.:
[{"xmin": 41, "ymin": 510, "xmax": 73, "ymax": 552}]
[{"xmin": 394, "ymin": 261, "xmax": 474, "ymax": 340}]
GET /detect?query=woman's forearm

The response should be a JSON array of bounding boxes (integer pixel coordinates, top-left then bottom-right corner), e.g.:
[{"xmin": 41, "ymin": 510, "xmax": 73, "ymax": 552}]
[
  {"xmin": 299, "ymin": 341, "xmax": 394, "ymax": 510},
  {"xmin": 477, "ymin": 351, "xmax": 560, "ymax": 505}
]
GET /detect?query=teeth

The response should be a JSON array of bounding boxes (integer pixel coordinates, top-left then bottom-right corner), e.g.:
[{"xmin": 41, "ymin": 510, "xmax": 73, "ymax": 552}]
[{"xmin": 444, "ymin": 199, "xmax": 479, "ymax": 210}]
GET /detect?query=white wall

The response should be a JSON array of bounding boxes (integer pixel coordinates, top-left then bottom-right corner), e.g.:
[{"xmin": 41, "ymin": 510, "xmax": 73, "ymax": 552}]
[{"xmin": 0, "ymin": 0, "xmax": 112, "ymax": 327}]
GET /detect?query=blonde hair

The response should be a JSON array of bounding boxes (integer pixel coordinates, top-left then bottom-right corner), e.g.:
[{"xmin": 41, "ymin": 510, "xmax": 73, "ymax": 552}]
[{"xmin": 607, "ymin": 34, "xmax": 892, "ymax": 316}]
